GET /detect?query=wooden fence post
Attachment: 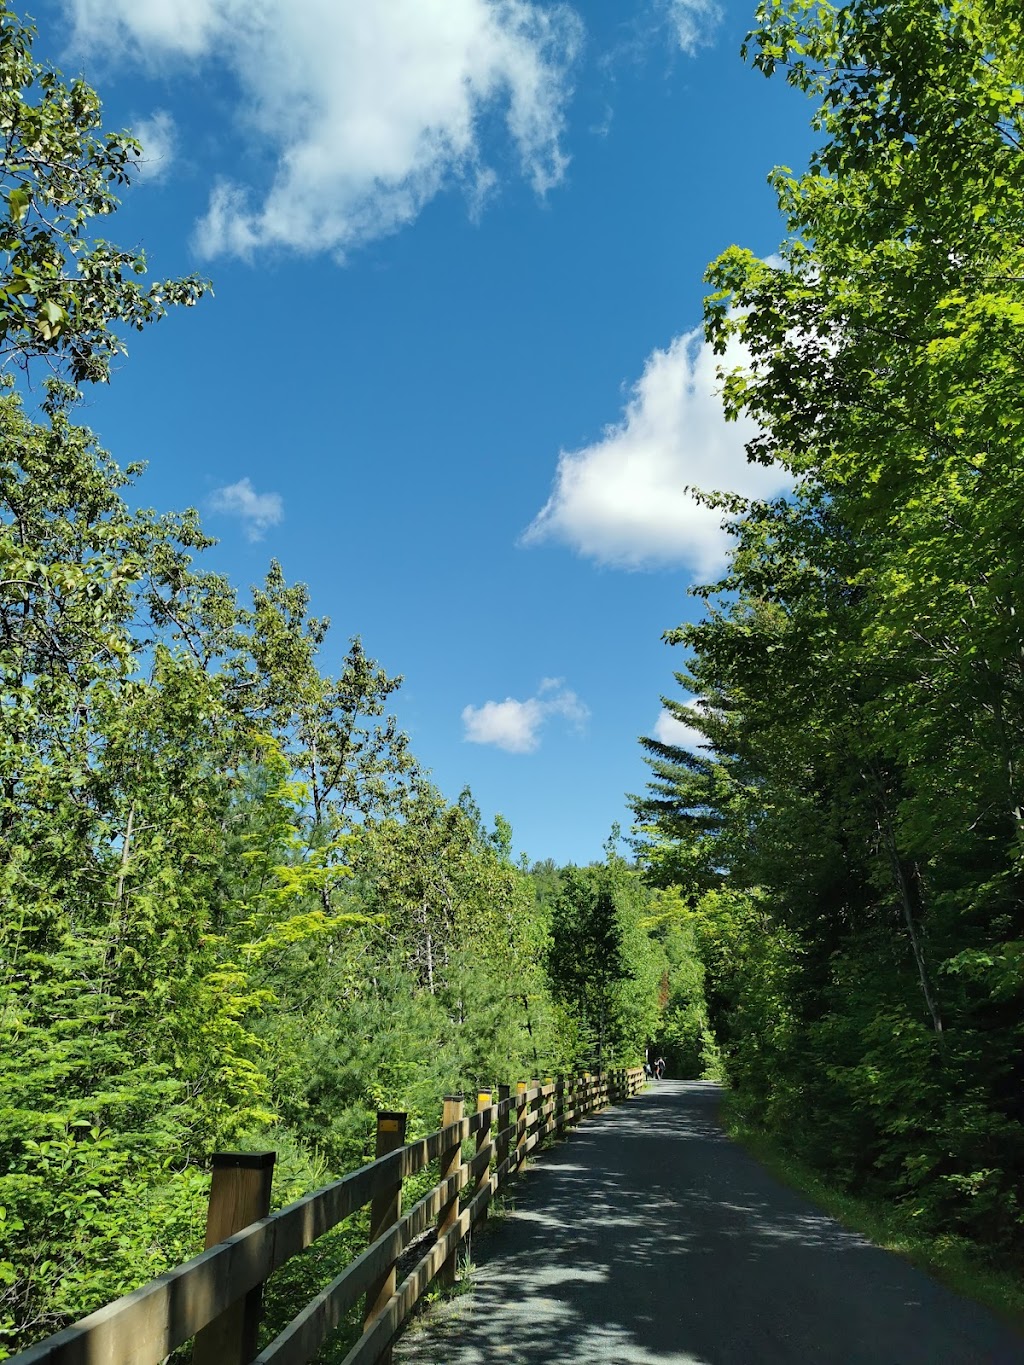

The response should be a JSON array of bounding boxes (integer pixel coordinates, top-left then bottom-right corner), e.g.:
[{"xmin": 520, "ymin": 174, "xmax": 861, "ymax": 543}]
[
  {"xmin": 474, "ymin": 1090, "xmax": 493, "ymax": 1224},
  {"xmin": 363, "ymin": 1110, "xmax": 408, "ymax": 1365},
  {"xmin": 530, "ymin": 1078, "xmax": 541, "ymax": 1148},
  {"xmin": 554, "ymin": 1075, "xmax": 565, "ymax": 1140},
  {"xmin": 496, "ymin": 1083, "xmax": 511, "ymax": 1183},
  {"xmin": 192, "ymin": 1151, "xmax": 275, "ymax": 1365},
  {"xmin": 515, "ymin": 1081, "xmax": 529, "ymax": 1169},
  {"xmin": 437, "ymin": 1094, "xmax": 464, "ymax": 1290}
]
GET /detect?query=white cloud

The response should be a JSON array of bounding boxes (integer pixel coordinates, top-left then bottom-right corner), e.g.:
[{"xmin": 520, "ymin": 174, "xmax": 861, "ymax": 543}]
[
  {"xmin": 666, "ymin": 0, "xmax": 721, "ymax": 55},
  {"xmin": 522, "ymin": 326, "xmax": 789, "ymax": 576},
  {"xmin": 132, "ymin": 110, "xmax": 176, "ymax": 182},
  {"xmin": 463, "ymin": 698, "xmax": 546, "ymax": 753},
  {"xmin": 652, "ymin": 701, "xmax": 703, "ymax": 751},
  {"xmin": 66, "ymin": 0, "xmax": 582, "ymax": 259},
  {"xmin": 463, "ymin": 680, "xmax": 589, "ymax": 753},
  {"xmin": 208, "ymin": 477, "xmax": 283, "ymax": 541},
  {"xmin": 70, "ymin": 0, "xmax": 222, "ymax": 57}
]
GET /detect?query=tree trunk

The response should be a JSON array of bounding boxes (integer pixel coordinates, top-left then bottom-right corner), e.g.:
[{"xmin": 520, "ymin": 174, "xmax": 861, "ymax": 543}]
[
  {"xmin": 878, "ymin": 813, "xmax": 944, "ymax": 1036},
  {"xmin": 423, "ymin": 900, "xmax": 434, "ymax": 995}
]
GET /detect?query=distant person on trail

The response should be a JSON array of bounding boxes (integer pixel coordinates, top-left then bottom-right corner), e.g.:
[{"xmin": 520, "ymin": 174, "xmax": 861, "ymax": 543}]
[{"xmin": 654, "ymin": 1057, "xmax": 666, "ymax": 1080}]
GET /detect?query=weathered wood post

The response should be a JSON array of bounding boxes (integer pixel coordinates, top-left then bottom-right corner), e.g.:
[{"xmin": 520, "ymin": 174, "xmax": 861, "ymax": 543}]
[
  {"xmin": 554, "ymin": 1075, "xmax": 565, "ymax": 1140},
  {"xmin": 515, "ymin": 1081, "xmax": 529, "ymax": 1169},
  {"xmin": 542, "ymin": 1077, "xmax": 553, "ymax": 1144},
  {"xmin": 496, "ymin": 1083, "xmax": 511, "ymax": 1183},
  {"xmin": 192, "ymin": 1150, "xmax": 275, "ymax": 1365},
  {"xmin": 474, "ymin": 1090, "xmax": 493, "ymax": 1224},
  {"xmin": 363, "ymin": 1110, "xmax": 408, "ymax": 1365},
  {"xmin": 437, "ymin": 1094, "xmax": 464, "ymax": 1290},
  {"xmin": 530, "ymin": 1078, "xmax": 541, "ymax": 1150}
]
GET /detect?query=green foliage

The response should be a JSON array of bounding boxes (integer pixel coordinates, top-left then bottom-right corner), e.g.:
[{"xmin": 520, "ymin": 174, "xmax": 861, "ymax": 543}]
[
  {"xmin": 547, "ymin": 859, "xmax": 662, "ymax": 1070},
  {"xmin": 641, "ymin": 888, "xmax": 720, "ymax": 1077},
  {"xmin": 0, "ymin": 6, "xmax": 207, "ymax": 382},
  {"xmin": 634, "ymin": 0, "xmax": 1024, "ymax": 1266}
]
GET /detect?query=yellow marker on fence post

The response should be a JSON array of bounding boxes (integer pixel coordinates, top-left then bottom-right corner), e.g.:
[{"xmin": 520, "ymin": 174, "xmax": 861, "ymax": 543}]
[
  {"xmin": 475, "ymin": 1090, "xmax": 493, "ymax": 1224},
  {"xmin": 437, "ymin": 1093, "xmax": 464, "ymax": 1290},
  {"xmin": 364, "ymin": 1110, "xmax": 408, "ymax": 1365},
  {"xmin": 192, "ymin": 1151, "xmax": 276, "ymax": 1365}
]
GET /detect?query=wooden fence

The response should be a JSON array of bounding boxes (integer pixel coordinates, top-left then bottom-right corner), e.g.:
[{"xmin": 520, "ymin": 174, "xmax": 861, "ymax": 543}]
[{"xmin": 12, "ymin": 1068, "xmax": 644, "ymax": 1365}]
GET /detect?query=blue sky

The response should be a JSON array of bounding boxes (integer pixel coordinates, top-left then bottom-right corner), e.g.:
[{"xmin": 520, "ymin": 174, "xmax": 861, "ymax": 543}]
[{"xmin": 33, "ymin": 0, "xmax": 815, "ymax": 866}]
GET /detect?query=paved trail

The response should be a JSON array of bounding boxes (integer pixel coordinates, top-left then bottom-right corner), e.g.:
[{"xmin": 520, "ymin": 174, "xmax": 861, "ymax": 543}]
[{"xmin": 396, "ymin": 1080, "xmax": 1023, "ymax": 1365}]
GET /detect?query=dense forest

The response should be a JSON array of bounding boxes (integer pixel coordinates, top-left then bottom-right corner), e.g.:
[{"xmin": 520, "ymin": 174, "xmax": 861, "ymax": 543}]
[
  {"xmin": 3, "ymin": 0, "xmax": 1024, "ymax": 1356},
  {"xmin": 634, "ymin": 0, "xmax": 1024, "ymax": 1272}
]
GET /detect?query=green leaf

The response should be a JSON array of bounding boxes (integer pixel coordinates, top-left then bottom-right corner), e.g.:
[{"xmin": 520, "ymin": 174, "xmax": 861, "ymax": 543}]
[{"xmin": 7, "ymin": 188, "xmax": 29, "ymax": 224}]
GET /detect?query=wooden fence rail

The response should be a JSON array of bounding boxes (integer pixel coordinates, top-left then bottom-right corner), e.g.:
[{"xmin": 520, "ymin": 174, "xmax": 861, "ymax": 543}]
[{"xmin": 12, "ymin": 1068, "xmax": 644, "ymax": 1365}]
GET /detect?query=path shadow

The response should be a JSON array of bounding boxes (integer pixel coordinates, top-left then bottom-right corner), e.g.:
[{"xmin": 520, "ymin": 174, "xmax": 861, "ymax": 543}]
[{"xmin": 396, "ymin": 1082, "xmax": 1023, "ymax": 1365}]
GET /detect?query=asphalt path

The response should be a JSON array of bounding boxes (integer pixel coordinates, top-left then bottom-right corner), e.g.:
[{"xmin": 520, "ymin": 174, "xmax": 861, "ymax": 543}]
[{"xmin": 395, "ymin": 1080, "xmax": 1023, "ymax": 1365}]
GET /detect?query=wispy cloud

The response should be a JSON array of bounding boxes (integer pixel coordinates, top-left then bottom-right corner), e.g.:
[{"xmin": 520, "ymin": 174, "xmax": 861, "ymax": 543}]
[
  {"xmin": 523, "ymin": 326, "xmax": 788, "ymax": 577},
  {"xmin": 665, "ymin": 0, "xmax": 721, "ymax": 56},
  {"xmin": 131, "ymin": 110, "xmax": 176, "ymax": 182},
  {"xmin": 67, "ymin": 0, "xmax": 583, "ymax": 260},
  {"xmin": 462, "ymin": 678, "xmax": 589, "ymax": 754},
  {"xmin": 208, "ymin": 477, "xmax": 283, "ymax": 541}
]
